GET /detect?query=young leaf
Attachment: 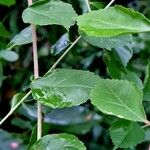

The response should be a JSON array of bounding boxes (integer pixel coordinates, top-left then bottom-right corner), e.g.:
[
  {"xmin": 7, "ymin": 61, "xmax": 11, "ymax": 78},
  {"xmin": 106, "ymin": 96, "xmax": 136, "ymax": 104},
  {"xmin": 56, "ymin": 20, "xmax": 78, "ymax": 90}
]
[
  {"xmin": 121, "ymin": 70, "xmax": 143, "ymax": 89},
  {"xmin": 31, "ymin": 69, "xmax": 99, "ymax": 108},
  {"xmin": 143, "ymin": 63, "xmax": 150, "ymax": 101},
  {"xmin": 81, "ymin": 31, "xmax": 132, "ymax": 50},
  {"xmin": 109, "ymin": 120, "xmax": 145, "ymax": 149},
  {"xmin": 29, "ymin": 133, "xmax": 86, "ymax": 150},
  {"xmin": 51, "ymin": 33, "xmax": 70, "ymax": 55},
  {"xmin": 111, "ymin": 46, "xmax": 133, "ymax": 67},
  {"xmin": 0, "ymin": 50, "xmax": 19, "ymax": 62},
  {"xmin": 22, "ymin": 0, "xmax": 78, "ymax": 31},
  {"xmin": 0, "ymin": 22, "xmax": 10, "ymax": 38},
  {"xmin": 7, "ymin": 26, "xmax": 32, "ymax": 49},
  {"xmin": 90, "ymin": 79, "xmax": 146, "ymax": 122},
  {"xmin": 77, "ymin": 5, "xmax": 150, "ymax": 37}
]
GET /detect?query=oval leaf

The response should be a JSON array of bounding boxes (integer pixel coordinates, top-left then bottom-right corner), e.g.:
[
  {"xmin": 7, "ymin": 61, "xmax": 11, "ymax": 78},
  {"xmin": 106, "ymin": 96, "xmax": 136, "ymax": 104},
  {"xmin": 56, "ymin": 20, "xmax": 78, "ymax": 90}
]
[
  {"xmin": 109, "ymin": 120, "xmax": 145, "ymax": 149},
  {"xmin": 0, "ymin": 50, "xmax": 18, "ymax": 62},
  {"xmin": 77, "ymin": 5, "xmax": 150, "ymax": 37},
  {"xmin": 7, "ymin": 26, "xmax": 32, "ymax": 49},
  {"xmin": 29, "ymin": 133, "xmax": 86, "ymax": 150},
  {"xmin": 22, "ymin": 0, "xmax": 78, "ymax": 30},
  {"xmin": 31, "ymin": 69, "xmax": 99, "ymax": 108},
  {"xmin": 112, "ymin": 46, "xmax": 133, "ymax": 67},
  {"xmin": 51, "ymin": 33, "xmax": 70, "ymax": 55},
  {"xmin": 44, "ymin": 106, "xmax": 100, "ymax": 125},
  {"xmin": 90, "ymin": 79, "xmax": 146, "ymax": 122}
]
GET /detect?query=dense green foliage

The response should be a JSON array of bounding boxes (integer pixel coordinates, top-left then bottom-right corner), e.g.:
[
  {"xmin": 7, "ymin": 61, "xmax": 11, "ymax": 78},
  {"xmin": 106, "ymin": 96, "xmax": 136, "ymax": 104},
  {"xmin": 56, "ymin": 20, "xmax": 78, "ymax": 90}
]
[{"xmin": 1, "ymin": 0, "xmax": 150, "ymax": 150}]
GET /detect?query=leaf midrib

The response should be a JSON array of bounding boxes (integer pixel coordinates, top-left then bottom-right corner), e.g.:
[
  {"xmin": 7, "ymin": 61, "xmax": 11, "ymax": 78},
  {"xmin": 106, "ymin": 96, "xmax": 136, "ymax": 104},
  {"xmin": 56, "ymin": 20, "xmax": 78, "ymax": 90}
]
[
  {"xmin": 116, "ymin": 123, "xmax": 133, "ymax": 149},
  {"xmin": 102, "ymin": 80, "xmax": 145, "ymax": 121}
]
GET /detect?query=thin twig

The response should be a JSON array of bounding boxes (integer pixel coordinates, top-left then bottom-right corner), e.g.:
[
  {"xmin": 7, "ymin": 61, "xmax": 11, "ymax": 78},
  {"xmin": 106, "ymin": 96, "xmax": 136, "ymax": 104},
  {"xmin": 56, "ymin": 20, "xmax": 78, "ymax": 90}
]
[
  {"xmin": 105, "ymin": 0, "xmax": 115, "ymax": 9},
  {"xmin": 145, "ymin": 120, "xmax": 150, "ymax": 127},
  {"xmin": 0, "ymin": 91, "xmax": 31, "ymax": 126},
  {"xmin": 85, "ymin": 0, "xmax": 91, "ymax": 12},
  {"xmin": 27, "ymin": 0, "xmax": 42, "ymax": 140},
  {"xmin": 45, "ymin": 36, "xmax": 81, "ymax": 75}
]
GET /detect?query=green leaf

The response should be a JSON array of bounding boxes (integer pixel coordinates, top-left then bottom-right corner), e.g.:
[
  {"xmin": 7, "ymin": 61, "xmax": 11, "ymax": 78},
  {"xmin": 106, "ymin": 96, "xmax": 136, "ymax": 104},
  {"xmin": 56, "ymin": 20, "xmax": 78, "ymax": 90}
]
[
  {"xmin": 106, "ymin": 59, "xmax": 143, "ymax": 88},
  {"xmin": 7, "ymin": 26, "xmax": 32, "ymax": 49},
  {"xmin": 81, "ymin": 31, "xmax": 132, "ymax": 50},
  {"xmin": 77, "ymin": 5, "xmax": 150, "ymax": 37},
  {"xmin": 29, "ymin": 133, "xmax": 86, "ymax": 150},
  {"xmin": 111, "ymin": 46, "xmax": 133, "ymax": 67},
  {"xmin": 11, "ymin": 93, "xmax": 25, "ymax": 110},
  {"xmin": 11, "ymin": 118, "xmax": 32, "ymax": 130},
  {"xmin": 143, "ymin": 62, "xmax": 150, "ymax": 101},
  {"xmin": 104, "ymin": 51, "xmax": 143, "ymax": 88},
  {"xmin": 0, "ymin": 0, "xmax": 16, "ymax": 6},
  {"xmin": 109, "ymin": 120, "xmax": 145, "ymax": 149},
  {"xmin": 0, "ymin": 22, "xmax": 10, "ymax": 38},
  {"xmin": 22, "ymin": 0, "xmax": 78, "ymax": 31},
  {"xmin": 105, "ymin": 57, "xmax": 122, "ymax": 79},
  {"xmin": 22, "ymin": 103, "xmax": 37, "ymax": 119},
  {"xmin": 44, "ymin": 106, "xmax": 100, "ymax": 135},
  {"xmin": 44, "ymin": 106, "xmax": 100, "ymax": 125},
  {"xmin": 90, "ymin": 79, "xmax": 146, "ymax": 122},
  {"xmin": 57, "ymin": 123, "xmax": 93, "ymax": 135},
  {"xmin": 27, "ymin": 123, "xmax": 50, "ymax": 149},
  {"xmin": 0, "ymin": 50, "xmax": 19, "ymax": 62},
  {"xmin": 31, "ymin": 69, "xmax": 99, "ymax": 108},
  {"xmin": 91, "ymin": 1, "xmax": 105, "ymax": 9},
  {"xmin": 121, "ymin": 70, "xmax": 143, "ymax": 89},
  {"xmin": 51, "ymin": 33, "xmax": 70, "ymax": 55}
]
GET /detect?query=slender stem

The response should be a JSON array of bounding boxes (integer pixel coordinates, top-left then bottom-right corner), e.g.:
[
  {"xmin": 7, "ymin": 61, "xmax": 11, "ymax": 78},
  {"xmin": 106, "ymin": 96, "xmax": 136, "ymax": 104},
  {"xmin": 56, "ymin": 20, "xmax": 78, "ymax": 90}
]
[
  {"xmin": 0, "ymin": 0, "xmax": 116, "ymax": 127},
  {"xmin": 45, "ymin": 36, "xmax": 81, "ymax": 75},
  {"xmin": 0, "ymin": 91, "xmax": 31, "ymax": 126},
  {"xmin": 85, "ymin": 0, "xmax": 91, "ymax": 12},
  {"xmin": 105, "ymin": 0, "xmax": 115, "ymax": 9},
  {"xmin": 27, "ymin": 0, "xmax": 42, "ymax": 140},
  {"xmin": 145, "ymin": 120, "xmax": 150, "ymax": 127},
  {"xmin": 31, "ymin": 24, "xmax": 39, "ymax": 78}
]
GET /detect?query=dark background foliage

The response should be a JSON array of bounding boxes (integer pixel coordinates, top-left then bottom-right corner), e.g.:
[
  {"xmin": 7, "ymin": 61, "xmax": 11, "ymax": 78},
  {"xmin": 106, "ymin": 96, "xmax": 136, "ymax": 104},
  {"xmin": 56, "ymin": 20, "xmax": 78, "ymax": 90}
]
[{"xmin": 0, "ymin": 0, "xmax": 150, "ymax": 149}]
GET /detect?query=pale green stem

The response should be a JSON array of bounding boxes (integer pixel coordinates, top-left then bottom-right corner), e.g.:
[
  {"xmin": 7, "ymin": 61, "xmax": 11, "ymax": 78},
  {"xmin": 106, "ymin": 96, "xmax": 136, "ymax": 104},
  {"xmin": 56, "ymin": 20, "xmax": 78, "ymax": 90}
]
[
  {"xmin": 105, "ymin": 0, "xmax": 115, "ymax": 9},
  {"xmin": 45, "ymin": 36, "xmax": 81, "ymax": 75},
  {"xmin": 0, "ymin": 91, "xmax": 31, "ymax": 126},
  {"xmin": 85, "ymin": 0, "xmax": 91, "ymax": 12}
]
